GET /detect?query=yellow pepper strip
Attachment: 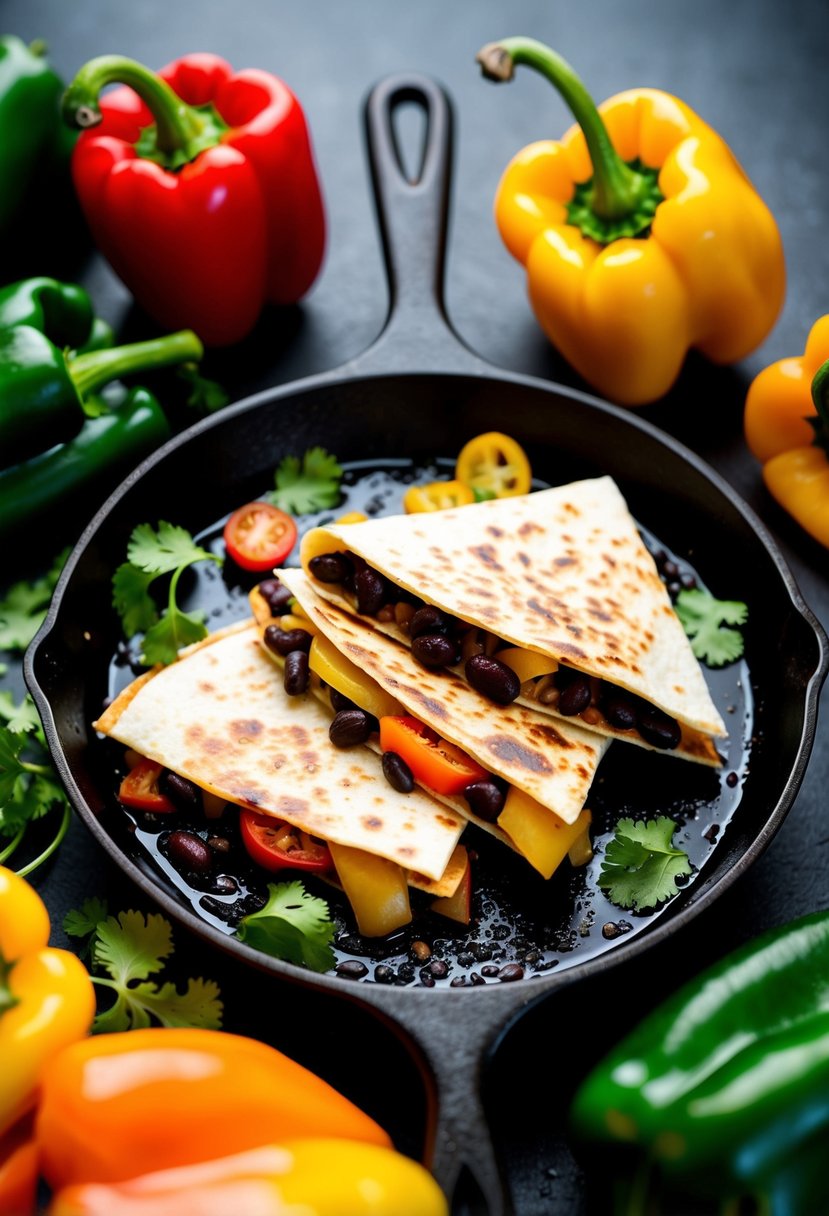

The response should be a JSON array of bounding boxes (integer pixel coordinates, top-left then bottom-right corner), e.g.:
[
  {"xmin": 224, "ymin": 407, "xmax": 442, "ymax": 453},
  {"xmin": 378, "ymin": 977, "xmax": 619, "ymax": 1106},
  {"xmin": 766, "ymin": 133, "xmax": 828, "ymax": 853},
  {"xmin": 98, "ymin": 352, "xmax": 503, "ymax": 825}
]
[
  {"xmin": 744, "ymin": 314, "xmax": 829, "ymax": 463},
  {"xmin": 0, "ymin": 866, "xmax": 95, "ymax": 1136},
  {"xmin": 476, "ymin": 38, "xmax": 785, "ymax": 406},
  {"xmin": 760, "ymin": 357, "xmax": 829, "ymax": 549},
  {"xmin": 49, "ymin": 1140, "xmax": 449, "ymax": 1216},
  {"xmin": 403, "ymin": 479, "xmax": 475, "ymax": 513}
]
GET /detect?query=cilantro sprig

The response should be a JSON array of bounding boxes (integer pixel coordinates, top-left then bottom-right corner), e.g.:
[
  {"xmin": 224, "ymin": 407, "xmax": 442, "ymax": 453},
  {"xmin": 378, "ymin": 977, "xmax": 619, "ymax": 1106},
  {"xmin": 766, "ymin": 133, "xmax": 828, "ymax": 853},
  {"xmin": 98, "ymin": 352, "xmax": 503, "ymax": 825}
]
[
  {"xmin": 64, "ymin": 899, "xmax": 223, "ymax": 1033},
  {"xmin": 113, "ymin": 521, "xmax": 223, "ymax": 666},
  {"xmin": 267, "ymin": 447, "xmax": 343, "ymax": 515},
  {"xmin": 675, "ymin": 589, "xmax": 748, "ymax": 667},
  {"xmin": 0, "ymin": 547, "xmax": 69, "ymax": 655},
  {"xmin": 237, "ymin": 879, "xmax": 336, "ymax": 972},
  {"xmin": 598, "ymin": 817, "xmax": 692, "ymax": 912},
  {"xmin": 0, "ymin": 692, "xmax": 71, "ymax": 876}
]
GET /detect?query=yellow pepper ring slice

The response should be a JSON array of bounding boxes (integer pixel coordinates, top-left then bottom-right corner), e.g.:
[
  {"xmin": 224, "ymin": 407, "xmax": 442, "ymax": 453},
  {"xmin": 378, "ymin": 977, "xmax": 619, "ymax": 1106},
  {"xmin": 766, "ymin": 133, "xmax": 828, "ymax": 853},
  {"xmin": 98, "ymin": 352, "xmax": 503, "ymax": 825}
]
[
  {"xmin": 455, "ymin": 431, "xmax": 532, "ymax": 497},
  {"xmin": 403, "ymin": 479, "xmax": 475, "ymax": 513}
]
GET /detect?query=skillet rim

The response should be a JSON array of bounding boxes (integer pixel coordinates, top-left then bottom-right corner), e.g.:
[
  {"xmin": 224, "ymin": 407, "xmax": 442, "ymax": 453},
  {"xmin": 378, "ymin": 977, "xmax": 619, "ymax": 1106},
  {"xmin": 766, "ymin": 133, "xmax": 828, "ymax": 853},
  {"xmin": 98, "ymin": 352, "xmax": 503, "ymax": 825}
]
[{"xmin": 24, "ymin": 358, "xmax": 829, "ymax": 1007}]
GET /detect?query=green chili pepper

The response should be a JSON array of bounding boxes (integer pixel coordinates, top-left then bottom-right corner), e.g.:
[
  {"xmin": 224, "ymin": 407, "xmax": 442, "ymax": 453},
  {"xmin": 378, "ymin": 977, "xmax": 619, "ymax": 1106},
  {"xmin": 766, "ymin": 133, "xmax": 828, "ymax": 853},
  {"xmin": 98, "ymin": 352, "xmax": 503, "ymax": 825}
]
[
  {"xmin": 0, "ymin": 36, "xmax": 69, "ymax": 233},
  {"xmin": 0, "ymin": 276, "xmax": 95, "ymax": 349},
  {"xmin": 0, "ymin": 325, "xmax": 202, "ymax": 466},
  {"xmin": 0, "ymin": 385, "xmax": 170, "ymax": 544},
  {"xmin": 570, "ymin": 908, "xmax": 829, "ymax": 1214}
]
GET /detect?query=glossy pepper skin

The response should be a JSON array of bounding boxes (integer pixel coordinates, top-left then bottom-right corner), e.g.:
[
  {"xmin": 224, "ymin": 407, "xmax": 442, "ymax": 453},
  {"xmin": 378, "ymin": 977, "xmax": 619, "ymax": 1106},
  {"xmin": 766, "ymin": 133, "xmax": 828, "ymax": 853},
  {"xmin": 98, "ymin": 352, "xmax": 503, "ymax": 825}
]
[
  {"xmin": 744, "ymin": 316, "xmax": 829, "ymax": 549},
  {"xmin": 0, "ymin": 866, "xmax": 95, "ymax": 1137},
  {"xmin": 476, "ymin": 38, "xmax": 785, "ymax": 406},
  {"xmin": 37, "ymin": 1026, "xmax": 392, "ymax": 1189},
  {"xmin": 570, "ymin": 909, "xmax": 829, "ymax": 1213},
  {"xmin": 62, "ymin": 53, "xmax": 326, "ymax": 346},
  {"xmin": 49, "ymin": 1141, "xmax": 449, "ymax": 1216},
  {"xmin": 0, "ymin": 36, "xmax": 68, "ymax": 232},
  {"xmin": 0, "ymin": 276, "xmax": 94, "ymax": 349}
]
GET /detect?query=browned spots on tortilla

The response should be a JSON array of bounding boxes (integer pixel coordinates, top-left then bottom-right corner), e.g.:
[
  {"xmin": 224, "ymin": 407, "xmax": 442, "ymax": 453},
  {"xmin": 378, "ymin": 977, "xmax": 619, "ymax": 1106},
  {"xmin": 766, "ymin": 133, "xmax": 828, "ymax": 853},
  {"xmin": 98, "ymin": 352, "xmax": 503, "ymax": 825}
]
[
  {"xmin": 232, "ymin": 719, "xmax": 263, "ymax": 739},
  {"xmin": 527, "ymin": 596, "xmax": 558, "ymax": 624},
  {"xmin": 362, "ymin": 815, "xmax": 383, "ymax": 830},
  {"xmin": 278, "ymin": 796, "xmax": 311, "ymax": 818},
  {"xmin": 554, "ymin": 640, "xmax": 589, "ymax": 660},
  {"xmin": 563, "ymin": 503, "xmax": 580, "ymax": 515},
  {"xmin": 518, "ymin": 521, "xmax": 543, "ymax": 537},
  {"xmin": 484, "ymin": 736, "xmax": 553, "ymax": 773},
  {"xmin": 199, "ymin": 681, "xmax": 215, "ymax": 694},
  {"xmin": 602, "ymin": 554, "xmax": 617, "ymax": 568},
  {"xmin": 437, "ymin": 815, "xmax": 459, "ymax": 829},
  {"xmin": 518, "ymin": 552, "xmax": 530, "ymax": 567},
  {"xmin": 588, "ymin": 609, "xmax": 613, "ymax": 623},
  {"xmin": 527, "ymin": 722, "xmax": 570, "ymax": 748},
  {"xmin": 673, "ymin": 685, "xmax": 685, "ymax": 694},
  {"xmin": 470, "ymin": 544, "xmax": 503, "ymax": 571},
  {"xmin": 398, "ymin": 846, "xmax": 416, "ymax": 857},
  {"xmin": 554, "ymin": 556, "xmax": 575, "ymax": 567},
  {"xmin": 396, "ymin": 685, "xmax": 448, "ymax": 720},
  {"xmin": 575, "ymin": 764, "xmax": 589, "ymax": 780},
  {"xmin": 288, "ymin": 725, "xmax": 311, "ymax": 748},
  {"xmin": 487, "ymin": 526, "xmax": 504, "ymax": 538}
]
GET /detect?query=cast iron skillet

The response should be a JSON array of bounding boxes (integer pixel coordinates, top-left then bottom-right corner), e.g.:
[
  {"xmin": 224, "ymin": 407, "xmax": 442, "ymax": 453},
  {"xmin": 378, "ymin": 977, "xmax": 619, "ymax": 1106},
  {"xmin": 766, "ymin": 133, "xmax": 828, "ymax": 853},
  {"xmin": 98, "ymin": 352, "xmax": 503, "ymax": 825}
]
[{"xmin": 26, "ymin": 75, "xmax": 828, "ymax": 1215}]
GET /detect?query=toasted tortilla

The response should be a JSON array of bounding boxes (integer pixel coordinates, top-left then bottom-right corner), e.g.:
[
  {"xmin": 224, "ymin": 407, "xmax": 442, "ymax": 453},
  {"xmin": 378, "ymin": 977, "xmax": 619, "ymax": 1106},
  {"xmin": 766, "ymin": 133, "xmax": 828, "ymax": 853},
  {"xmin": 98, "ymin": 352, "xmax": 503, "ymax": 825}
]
[
  {"xmin": 299, "ymin": 476, "xmax": 726, "ymax": 764},
  {"xmin": 278, "ymin": 567, "xmax": 609, "ymax": 827},
  {"xmin": 94, "ymin": 620, "xmax": 464, "ymax": 882}
]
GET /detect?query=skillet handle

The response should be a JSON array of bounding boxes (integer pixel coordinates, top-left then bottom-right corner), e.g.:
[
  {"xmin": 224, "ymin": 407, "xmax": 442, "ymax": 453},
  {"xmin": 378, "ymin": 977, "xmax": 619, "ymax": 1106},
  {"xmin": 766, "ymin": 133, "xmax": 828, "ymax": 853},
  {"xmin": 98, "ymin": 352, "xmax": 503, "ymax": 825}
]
[
  {"xmin": 350, "ymin": 72, "xmax": 486, "ymax": 376},
  {"xmin": 362, "ymin": 983, "xmax": 532, "ymax": 1215}
]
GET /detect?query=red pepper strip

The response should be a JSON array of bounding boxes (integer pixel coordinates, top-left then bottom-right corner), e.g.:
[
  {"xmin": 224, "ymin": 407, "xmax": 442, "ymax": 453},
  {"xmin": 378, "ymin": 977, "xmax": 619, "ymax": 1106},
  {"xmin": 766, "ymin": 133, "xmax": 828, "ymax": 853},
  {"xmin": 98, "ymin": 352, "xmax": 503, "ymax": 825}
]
[{"xmin": 62, "ymin": 54, "xmax": 326, "ymax": 346}]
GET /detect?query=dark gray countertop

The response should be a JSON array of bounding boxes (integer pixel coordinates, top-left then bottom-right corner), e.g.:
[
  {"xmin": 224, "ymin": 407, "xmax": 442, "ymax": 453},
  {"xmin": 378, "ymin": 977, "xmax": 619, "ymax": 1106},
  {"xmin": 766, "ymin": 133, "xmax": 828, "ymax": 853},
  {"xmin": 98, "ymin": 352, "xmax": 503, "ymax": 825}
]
[{"xmin": 3, "ymin": 1, "xmax": 828, "ymax": 1212}]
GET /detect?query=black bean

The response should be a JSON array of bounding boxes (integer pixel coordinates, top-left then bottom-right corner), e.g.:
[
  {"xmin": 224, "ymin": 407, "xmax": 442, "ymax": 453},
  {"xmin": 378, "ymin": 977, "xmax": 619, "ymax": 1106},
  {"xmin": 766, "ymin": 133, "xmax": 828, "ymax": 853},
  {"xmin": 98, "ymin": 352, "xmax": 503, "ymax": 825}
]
[
  {"xmin": 283, "ymin": 650, "xmax": 309, "ymax": 695},
  {"xmin": 464, "ymin": 780, "xmax": 505, "ymax": 822},
  {"xmin": 480, "ymin": 964, "xmax": 500, "ymax": 977},
  {"xmin": 680, "ymin": 572, "xmax": 697, "ymax": 590},
  {"xmin": 420, "ymin": 973, "xmax": 436, "ymax": 988},
  {"xmin": 429, "ymin": 959, "xmax": 449, "ymax": 979},
  {"xmin": 498, "ymin": 963, "xmax": 525, "ymax": 982},
  {"xmin": 158, "ymin": 770, "xmax": 202, "ymax": 810},
  {"xmin": 330, "ymin": 687, "xmax": 358, "ymax": 713},
  {"xmin": 464, "ymin": 653, "xmax": 521, "ymax": 705},
  {"xmin": 410, "ymin": 605, "xmax": 449, "ymax": 639},
  {"xmin": 207, "ymin": 835, "xmax": 230, "ymax": 853},
  {"xmin": 602, "ymin": 690, "xmax": 638, "ymax": 731},
  {"xmin": 663, "ymin": 559, "xmax": 680, "ymax": 580},
  {"xmin": 637, "ymin": 705, "xmax": 682, "ymax": 750},
  {"xmin": 374, "ymin": 965, "xmax": 395, "ymax": 984},
  {"xmin": 211, "ymin": 875, "xmax": 238, "ymax": 895},
  {"xmin": 309, "ymin": 552, "xmax": 352, "ymax": 584},
  {"xmin": 412, "ymin": 633, "xmax": 459, "ymax": 668},
  {"xmin": 258, "ymin": 578, "xmax": 292, "ymax": 615},
  {"xmin": 558, "ymin": 675, "xmax": 592, "ymax": 716},
  {"xmin": 336, "ymin": 960, "xmax": 368, "ymax": 980},
  {"xmin": 329, "ymin": 709, "xmax": 374, "ymax": 747},
  {"xmin": 382, "ymin": 751, "xmax": 414, "ymax": 793},
  {"xmin": 263, "ymin": 625, "xmax": 313, "ymax": 656},
  {"xmin": 470, "ymin": 971, "xmax": 487, "ymax": 986},
  {"xmin": 354, "ymin": 566, "xmax": 387, "ymax": 615},
  {"xmin": 450, "ymin": 976, "xmax": 467, "ymax": 987},
  {"xmin": 167, "ymin": 830, "xmax": 213, "ymax": 875}
]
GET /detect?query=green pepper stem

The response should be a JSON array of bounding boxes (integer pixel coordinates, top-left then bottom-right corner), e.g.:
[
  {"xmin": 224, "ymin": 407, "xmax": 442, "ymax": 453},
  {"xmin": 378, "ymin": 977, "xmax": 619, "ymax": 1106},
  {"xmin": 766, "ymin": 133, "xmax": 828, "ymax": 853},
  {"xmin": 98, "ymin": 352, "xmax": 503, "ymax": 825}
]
[
  {"xmin": 69, "ymin": 329, "xmax": 204, "ymax": 401},
  {"xmin": 476, "ymin": 36, "xmax": 652, "ymax": 221},
  {"xmin": 811, "ymin": 360, "xmax": 829, "ymax": 435},
  {"xmin": 61, "ymin": 54, "xmax": 210, "ymax": 159}
]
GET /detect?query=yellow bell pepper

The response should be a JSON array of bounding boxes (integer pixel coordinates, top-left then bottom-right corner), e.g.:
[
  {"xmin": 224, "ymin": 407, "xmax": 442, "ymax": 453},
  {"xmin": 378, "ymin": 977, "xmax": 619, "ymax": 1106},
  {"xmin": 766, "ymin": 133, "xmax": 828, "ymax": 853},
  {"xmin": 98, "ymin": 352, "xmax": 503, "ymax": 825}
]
[
  {"xmin": 744, "ymin": 330, "xmax": 829, "ymax": 548},
  {"xmin": 476, "ymin": 37, "xmax": 785, "ymax": 406},
  {"xmin": 0, "ymin": 865, "xmax": 95, "ymax": 1136},
  {"xmin": 49, "ymin": 1140, "xmax": 449, "ymax": 1216}
]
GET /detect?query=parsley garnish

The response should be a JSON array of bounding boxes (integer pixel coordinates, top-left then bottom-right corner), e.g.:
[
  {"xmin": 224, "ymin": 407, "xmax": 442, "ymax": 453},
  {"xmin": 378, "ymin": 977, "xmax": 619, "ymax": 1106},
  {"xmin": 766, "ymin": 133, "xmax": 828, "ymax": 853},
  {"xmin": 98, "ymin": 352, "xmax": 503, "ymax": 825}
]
[
  {"xmin": 267, "ymin": 447, "xmax": 343, "ymax": 515},
  {"xmin": 113, "ymin": 521, "xmax": 222, "ymax": 666},
  {"xmin": 0, "ymin": 693, "xmax": 70, "ymax": 876},
  {"xmin": 237, "ymin": 880, "xmax": 336, "ymax": 972},
  {"xmin": 64, "ymin": 899, "xmax": 223, "ymax": 1033},
  {"xmin": 177, "ymin": 364, "xmax": 230, "ymax": 414},
  {"xmin": 598, "ymin": 817, "xmax": 692, "ymax": 912},
  {"xmin": 675, "ymin": 589, "xmax": 747, "ymax": 667},
  {"xmin": 0, "ymin": 548, "xmax": 69, "ymax": 652}
]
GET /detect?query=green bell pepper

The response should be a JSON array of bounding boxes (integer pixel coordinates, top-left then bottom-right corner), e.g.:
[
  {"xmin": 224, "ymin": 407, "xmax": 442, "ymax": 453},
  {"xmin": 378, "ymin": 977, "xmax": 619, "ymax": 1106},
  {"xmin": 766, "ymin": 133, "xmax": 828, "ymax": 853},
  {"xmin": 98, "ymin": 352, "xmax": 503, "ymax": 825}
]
[
  {"xmin": 0, "ymin": 324, "xmax": 202, "ymax": 466},
  {"xmin": 0, "ymin": 385, "xmax": 170, "ymax": 545},
  {"xmin": 0, "ymin": 36, "xmax": 69, "ymax": 232},
  {"xmin": 570, "ymin": 909, "xmax": 829, "ymax": 1215},
  {"xmin": 0, "ymin": 276, "xmax": 95, "ymax": 349}
]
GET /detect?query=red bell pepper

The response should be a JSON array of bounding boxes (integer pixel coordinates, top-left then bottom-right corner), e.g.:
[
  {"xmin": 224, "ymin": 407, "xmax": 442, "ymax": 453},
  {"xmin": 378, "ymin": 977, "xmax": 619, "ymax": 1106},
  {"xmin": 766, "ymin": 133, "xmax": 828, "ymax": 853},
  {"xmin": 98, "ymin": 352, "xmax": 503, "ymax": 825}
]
[{"xmin": 61, "ymin": 53, "xmax": 326, "ymax": 346}]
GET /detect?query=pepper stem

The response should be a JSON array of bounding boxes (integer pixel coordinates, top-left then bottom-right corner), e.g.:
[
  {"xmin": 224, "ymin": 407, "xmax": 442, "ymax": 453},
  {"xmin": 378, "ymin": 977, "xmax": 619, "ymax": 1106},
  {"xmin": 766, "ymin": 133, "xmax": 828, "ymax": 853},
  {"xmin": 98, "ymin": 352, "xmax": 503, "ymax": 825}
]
[
  {"xmin": 61, "ymin": 55, "xmax": 213, "ymax": 161},
  {"xmin": 476, "ymin": 36, "xmax": 663, "ymax": 241},
  {"xmin": 811, "ymin": 360, "xmax": 829, "ymax": 445},
  {"xmin": 69, "ymin": 330, "xmax": 204, "ymax": 402}
]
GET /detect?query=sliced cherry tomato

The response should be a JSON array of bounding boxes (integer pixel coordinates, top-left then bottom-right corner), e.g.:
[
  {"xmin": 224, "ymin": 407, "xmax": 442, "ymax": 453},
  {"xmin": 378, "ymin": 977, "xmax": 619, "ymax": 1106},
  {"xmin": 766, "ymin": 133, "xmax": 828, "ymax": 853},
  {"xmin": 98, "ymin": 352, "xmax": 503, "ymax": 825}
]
[
  {"xmin": 118, "ymin": 758, "xmax": 176, "ymax": 813},
  {"xmin": 455, "ymin": 432, "xmax": 532, "ymax": 498},
  {"xmin": 403, "ymin": 479, "xmax": 475, "ymax": 513},
  {"xmin": 223, "ymin": 502, "xmax": 298, "ymax": 572},
  {"xmin": 378, "ymin": 716, "xmax": 488, "ymax": 796},
  {"xmin": 240, "ymin": 809, "xmax": 333, "ymax": 872}
]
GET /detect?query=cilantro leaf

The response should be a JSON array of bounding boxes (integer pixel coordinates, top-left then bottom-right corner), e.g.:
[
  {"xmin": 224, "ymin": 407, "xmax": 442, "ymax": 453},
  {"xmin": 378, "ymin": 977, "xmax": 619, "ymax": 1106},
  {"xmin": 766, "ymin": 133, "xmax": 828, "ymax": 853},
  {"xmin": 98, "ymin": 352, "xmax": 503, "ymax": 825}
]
[
  {"xmin": 268, "ymin": 447, "xmax": 343, "ymax": 515},
  {"xmin": 675, "ymin": 589, "xmax": 748, "ymax": 667},
  {"xmin": 0, "ymin": 692, "xmax": 40, "ymax": 735},
  {"xmin": 140, "ymin": 606, "xmax": 207, "ymax": 667},
  {"xmin": 0, "ymin": 698, "xmax": 68, "ymax": 844},
  {"xmin": 64, "ymin": 904, "xmax": 223, "ymax": 1033},
  {"xmin": 237, "ymin": 880, "xmax": 336, "ymax": 972},
  {"xmin": 0, "ymin": 728, "xmax": 26, "ymax": 806},
  {"xmin": 128, "ymin": 522, "xmax": 216, "ymax": 576},
  {"xmin": 599, "ymin": 817, "xmax": 692, "ymax": 912},
  {"xmin": 0, "ymin": 548, "xmax": 69, "ymax": 651},
  {"xmin": 112, "ymin": 562, "xmax": 157, "ymax": 638},
  {"xmin": 177, "ymin": 364, "xmax": 231, "ymax": 413}
]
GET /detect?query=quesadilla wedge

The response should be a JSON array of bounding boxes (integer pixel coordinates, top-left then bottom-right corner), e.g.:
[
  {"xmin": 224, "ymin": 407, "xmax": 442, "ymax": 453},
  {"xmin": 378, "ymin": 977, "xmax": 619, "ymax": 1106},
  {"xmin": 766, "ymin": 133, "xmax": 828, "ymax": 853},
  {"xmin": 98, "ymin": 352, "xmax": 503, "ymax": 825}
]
[
  {"xmin": 299, "ymin": 476, "xmax": 726, "ymax": 766},
  {"xmin": 256, "ymin": 569, "xmax": 608, "ymax": 882},
  {"xmin": 94, "ymin": 619, "xmax": 471, "ymax": 938}
]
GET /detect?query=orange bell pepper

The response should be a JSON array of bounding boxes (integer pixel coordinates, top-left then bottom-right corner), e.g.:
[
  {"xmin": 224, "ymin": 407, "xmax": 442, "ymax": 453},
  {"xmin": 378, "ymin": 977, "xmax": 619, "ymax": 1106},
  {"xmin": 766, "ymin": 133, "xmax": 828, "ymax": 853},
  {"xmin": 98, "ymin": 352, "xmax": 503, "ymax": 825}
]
[
  {"xmin": 476, "ymin": 37, "xmax": 785, "ymax": 406},
  {"xmin": 36, "ymin": 1026, "xmax": 392, "ymax": 1189},
  {"xmin": 49, "ymin": 1141, "xmax": 449, "ymax": 1216},
  {"xmin": 744, "ymin": 317, "xmax": 829, "ymax": 548}
]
